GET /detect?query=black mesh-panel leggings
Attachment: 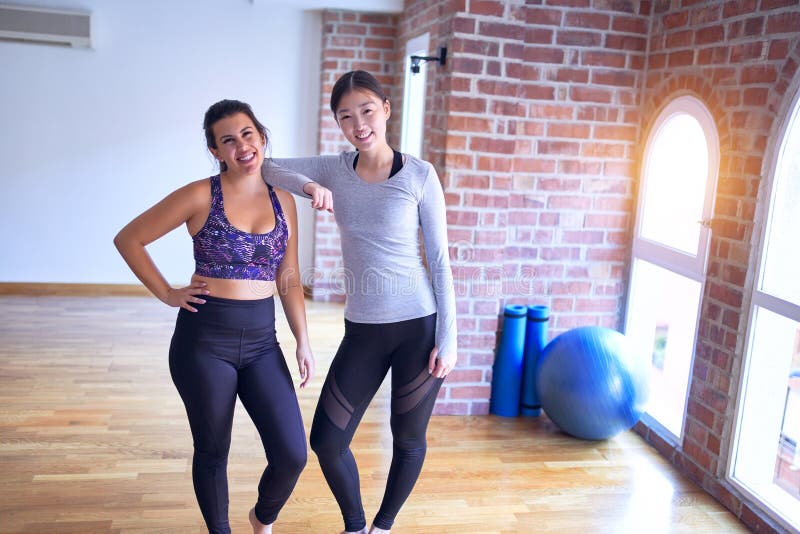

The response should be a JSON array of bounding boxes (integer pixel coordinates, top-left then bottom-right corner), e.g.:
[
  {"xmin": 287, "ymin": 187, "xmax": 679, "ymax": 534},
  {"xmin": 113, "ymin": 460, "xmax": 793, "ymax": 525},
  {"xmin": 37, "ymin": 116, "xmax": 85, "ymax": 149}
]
[
  {"xmin": 310, "ymin": 313, "xmax": 444, "ymax": 532},
  {"xmin": 169, "ymin": 296, "xmax": 307, "ymax": 534}
]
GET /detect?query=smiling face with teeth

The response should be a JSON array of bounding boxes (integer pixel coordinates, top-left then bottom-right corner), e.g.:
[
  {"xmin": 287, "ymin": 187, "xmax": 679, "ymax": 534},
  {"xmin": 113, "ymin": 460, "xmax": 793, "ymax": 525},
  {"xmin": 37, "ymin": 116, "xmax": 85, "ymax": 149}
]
[
  {"xmin": 335, "ymin": 88, "xmax": 392, "ymax": 154},
  {"xmin": 208, "ymin": 112, "xmax": 266, "ymax": 176}
]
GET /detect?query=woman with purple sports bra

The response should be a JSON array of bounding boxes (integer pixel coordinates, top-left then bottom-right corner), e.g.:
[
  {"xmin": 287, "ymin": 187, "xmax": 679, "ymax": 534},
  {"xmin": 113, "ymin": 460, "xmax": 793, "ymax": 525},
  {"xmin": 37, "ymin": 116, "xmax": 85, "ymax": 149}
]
[{"xmin": 114, "ymin": 99, "xmax": 332, "ymax": 534}]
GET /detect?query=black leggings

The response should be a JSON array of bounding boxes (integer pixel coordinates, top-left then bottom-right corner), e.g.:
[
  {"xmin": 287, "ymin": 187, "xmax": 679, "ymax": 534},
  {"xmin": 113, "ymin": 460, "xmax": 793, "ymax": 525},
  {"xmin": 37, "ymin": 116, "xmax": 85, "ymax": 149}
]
[
  {"xmin": 310, "ymin": 313, "xmax": 443, "ymax": 531},
  {"xmin": 169, "ymin": 296, "xmax": 307, "ymax": 534}
]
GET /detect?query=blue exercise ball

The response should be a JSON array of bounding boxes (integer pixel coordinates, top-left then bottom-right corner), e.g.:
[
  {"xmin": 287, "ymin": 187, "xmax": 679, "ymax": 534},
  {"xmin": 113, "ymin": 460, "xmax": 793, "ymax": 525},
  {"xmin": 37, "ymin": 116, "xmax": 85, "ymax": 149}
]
[{"xmin": 535, "ymin": 326, "xmax": 649, "ymax": 440}]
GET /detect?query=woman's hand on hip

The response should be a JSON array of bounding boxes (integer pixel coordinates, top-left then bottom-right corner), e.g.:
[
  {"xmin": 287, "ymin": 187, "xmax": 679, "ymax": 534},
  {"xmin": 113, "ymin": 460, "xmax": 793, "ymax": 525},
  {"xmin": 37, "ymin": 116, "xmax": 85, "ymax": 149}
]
[
  {"xmin": 163, "ymin": 282, "xmax": 209, "ymax": 312},
  {"xmin": 428, "ymin": 346, "xmax": 456, "ymax": 379}
]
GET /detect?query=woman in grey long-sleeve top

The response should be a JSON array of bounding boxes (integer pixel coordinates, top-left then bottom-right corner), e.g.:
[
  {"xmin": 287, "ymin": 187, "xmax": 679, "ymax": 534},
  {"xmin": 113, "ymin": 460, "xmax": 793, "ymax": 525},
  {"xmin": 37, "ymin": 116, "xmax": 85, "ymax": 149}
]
[{"xmin": 262, "ymin": 70, "xmax": 457, "ymax": 534}]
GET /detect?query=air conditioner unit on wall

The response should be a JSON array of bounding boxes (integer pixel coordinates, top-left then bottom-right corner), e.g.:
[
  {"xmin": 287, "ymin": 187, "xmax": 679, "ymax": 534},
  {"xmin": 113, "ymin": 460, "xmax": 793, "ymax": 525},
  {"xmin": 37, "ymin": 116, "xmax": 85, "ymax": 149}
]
[{"xmin": 0, "ymin": 4, "xmax": 91, "ymax": 48}]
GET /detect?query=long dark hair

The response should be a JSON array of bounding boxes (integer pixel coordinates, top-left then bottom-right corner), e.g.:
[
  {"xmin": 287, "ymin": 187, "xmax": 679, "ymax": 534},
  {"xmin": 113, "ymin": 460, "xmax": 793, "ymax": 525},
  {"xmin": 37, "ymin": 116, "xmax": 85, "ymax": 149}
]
[
  {"xmin": 330, "ymin": 70, "xmax": 389, "ymax": 118},
  {"xmin": 203, "ymin": 99, "xmax": 270, "ymax": 171}
]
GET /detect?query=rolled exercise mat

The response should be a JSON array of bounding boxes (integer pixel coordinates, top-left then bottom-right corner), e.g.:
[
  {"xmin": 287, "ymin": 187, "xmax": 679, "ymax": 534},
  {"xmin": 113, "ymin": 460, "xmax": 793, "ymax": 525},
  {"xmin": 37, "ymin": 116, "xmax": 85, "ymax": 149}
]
[
  {"xmin": 520, "ymin": 305, "xmax": 550, "ymax": 416},
  {"xmin": 490, "ymin": 304, "xmax": 528, "ymax": 417}
]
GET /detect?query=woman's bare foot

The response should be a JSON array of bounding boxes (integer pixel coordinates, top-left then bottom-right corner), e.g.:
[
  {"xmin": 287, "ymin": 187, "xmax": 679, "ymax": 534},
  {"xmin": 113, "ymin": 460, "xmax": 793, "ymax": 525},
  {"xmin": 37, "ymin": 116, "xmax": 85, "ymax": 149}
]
[{"xmin": 249, "ymin": 507, "xmax": 273, "ymax": 534}]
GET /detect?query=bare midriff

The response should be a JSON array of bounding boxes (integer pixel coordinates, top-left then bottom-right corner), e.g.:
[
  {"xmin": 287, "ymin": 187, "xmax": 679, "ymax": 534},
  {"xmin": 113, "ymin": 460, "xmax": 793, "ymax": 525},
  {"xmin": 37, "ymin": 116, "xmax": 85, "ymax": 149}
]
[{"xmin": 191, "ymin": 274, "xmax": 276, "ymax": 300}]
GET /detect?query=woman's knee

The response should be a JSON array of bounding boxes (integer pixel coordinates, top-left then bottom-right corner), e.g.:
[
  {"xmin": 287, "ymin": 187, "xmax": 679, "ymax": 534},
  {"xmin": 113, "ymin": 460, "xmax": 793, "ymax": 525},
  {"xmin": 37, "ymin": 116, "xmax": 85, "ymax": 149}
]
[
  {"xmin": 266, "ymin": 442, "xmax": 306, "ymax": 486},
  {"xmin": 279, "ymin": 455, "xmax": 306, "ymax": 485},
  {"xmin": 286, "ymin": 442, "xmax": 308, "ymax": 475},
  {"xmin": 392, "ymin": 432, "xmax": 427, "ymax": 451},
  {"xmin": 309, "ymin": 425, "xmax": 330, "ymax": 455},
  {"xmin": 193, "ymin": 445, "xmax": 230, "ymax": 468},
  {"xmin": 310, "ymin": 423, "xmax": 344, "ymax": 458},
  {"xmin": 390, "ymin": 417, "xmax": 429, "ymax": 451}
]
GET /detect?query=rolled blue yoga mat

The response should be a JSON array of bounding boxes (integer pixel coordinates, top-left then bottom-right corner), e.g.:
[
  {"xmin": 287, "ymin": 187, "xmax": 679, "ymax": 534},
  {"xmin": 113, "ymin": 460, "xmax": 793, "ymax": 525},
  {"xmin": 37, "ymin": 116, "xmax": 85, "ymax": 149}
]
[
  {"xmin": 520, "ymin": 305, "xmax": 549, "ymax": 417},
  {"xmin": 489, "ymin": 304, "xmax": 528, "ymax": 417}
]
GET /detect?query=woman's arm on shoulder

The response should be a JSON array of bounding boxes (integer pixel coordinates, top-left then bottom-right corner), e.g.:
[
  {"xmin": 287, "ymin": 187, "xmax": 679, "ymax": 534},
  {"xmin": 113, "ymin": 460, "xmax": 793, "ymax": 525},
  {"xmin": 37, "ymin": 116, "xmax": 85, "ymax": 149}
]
[
  {"xmin": 274, "ymin": 188, "xmax": 315, "ymax": 388},
  {"xmin": 113, "ymin": 179, "xmax": 210, "ymax": 310},
  {"xmin": 262, "ymin": 157, "xmax": 334, "ymax": 211},
  {"xmin": 418, "ymin": 164, "xmax": 458, "ymax": 378}
]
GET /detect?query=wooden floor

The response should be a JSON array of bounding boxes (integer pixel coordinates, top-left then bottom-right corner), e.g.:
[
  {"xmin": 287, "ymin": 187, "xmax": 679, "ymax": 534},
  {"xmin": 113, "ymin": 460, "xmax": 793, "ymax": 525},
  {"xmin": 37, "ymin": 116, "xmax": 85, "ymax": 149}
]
[{"xmin": 0, "ymin": 295, "xmax": 748, "ymax": 533}]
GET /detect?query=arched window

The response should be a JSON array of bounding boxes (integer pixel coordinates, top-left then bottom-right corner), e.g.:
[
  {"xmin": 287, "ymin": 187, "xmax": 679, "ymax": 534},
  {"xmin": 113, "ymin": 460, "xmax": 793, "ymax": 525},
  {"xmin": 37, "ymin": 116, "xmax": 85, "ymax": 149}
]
[
  {"xmin": 731, "ymin": 82, "xmax": 800, "ymax": 531},
  {"xmin": 625, "ymin": 96, "xmax": 719, "ymax": 442}
]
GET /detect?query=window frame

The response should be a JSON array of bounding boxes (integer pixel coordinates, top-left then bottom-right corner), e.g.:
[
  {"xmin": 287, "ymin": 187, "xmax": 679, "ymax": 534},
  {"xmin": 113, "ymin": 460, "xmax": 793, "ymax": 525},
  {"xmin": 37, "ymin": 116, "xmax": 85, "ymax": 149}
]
[
  {"xmin": 626, "ymin": 94, "xmax": 720, "ymax": 445},
  {"xmin": 728, "ymin": 76, "xmax": 800, "ymax": 533}
]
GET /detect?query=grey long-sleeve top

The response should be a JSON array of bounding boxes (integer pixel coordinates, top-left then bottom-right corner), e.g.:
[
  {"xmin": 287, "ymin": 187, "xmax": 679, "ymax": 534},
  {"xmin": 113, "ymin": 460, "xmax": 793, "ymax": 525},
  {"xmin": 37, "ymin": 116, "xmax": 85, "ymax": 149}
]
[{"xmin": 261, "ymin": 151, "xmax": 457, "ymax": 359}]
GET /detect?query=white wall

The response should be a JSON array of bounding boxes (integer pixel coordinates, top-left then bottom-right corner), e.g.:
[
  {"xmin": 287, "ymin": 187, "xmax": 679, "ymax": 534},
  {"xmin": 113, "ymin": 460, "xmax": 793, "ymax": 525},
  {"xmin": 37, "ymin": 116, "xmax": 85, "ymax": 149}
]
[{"xmin": 0, "ymin": 0, "xmax": 322, "ymax": 284}]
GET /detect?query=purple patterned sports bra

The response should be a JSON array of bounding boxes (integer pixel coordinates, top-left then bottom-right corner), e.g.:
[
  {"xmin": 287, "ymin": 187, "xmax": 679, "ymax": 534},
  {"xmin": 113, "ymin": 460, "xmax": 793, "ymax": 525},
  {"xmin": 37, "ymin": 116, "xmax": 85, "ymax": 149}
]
[{"xmin": 193, "ymin": 175, "xmax": 288, "ymax": 281}]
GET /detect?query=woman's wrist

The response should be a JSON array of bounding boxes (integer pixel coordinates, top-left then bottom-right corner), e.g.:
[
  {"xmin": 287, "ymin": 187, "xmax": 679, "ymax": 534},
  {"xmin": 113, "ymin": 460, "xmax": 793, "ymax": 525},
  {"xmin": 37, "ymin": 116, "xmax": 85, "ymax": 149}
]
[{"xmin": 156, "ymin": 285, "xmax": 174, "ymax": 304}]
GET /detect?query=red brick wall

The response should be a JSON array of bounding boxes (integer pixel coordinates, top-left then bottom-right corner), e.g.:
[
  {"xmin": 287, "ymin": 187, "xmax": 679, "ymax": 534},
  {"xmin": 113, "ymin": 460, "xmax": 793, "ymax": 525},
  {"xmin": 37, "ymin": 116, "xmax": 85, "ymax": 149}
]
[
  {"xmin": 311, "ymin": 0, "xmax": 800, "ymax": 530},
  {"xmin": 636, "ymin": 2, "xmax": 800, "ymax": 531},
  {"xmin": 392, "ymin": 0, "xmax": 649, "ymax": 415},
  {"xmin": 310, "ymin": 10, "xmax": 400, "ymax": 301}
]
